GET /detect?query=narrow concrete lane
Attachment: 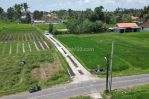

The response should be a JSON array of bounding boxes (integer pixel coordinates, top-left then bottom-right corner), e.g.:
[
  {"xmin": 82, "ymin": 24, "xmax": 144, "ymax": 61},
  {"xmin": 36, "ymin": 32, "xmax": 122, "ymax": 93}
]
[{"xmin": 45, "ymin": 34, "xmax": 97, "ymax": 83}]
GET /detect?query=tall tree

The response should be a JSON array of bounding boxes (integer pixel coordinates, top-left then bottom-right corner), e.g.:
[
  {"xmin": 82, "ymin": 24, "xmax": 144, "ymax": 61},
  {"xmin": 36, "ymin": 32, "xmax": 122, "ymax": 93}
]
[
  {"xmin": 23, "ymin": 3, "xmax": 29, "ymax": 12},
  {"xmin": 7, "ymin": 7, "xmax": 16, "ymax": 21},
  {"xmin": 0, "ymin": 7, "xmax": 4, "ymax": 15},
  {"xmin": 33, "ymin": 10, "xmax": 43, "ymax": 20},
  {"xmin": 14, "ymin": 4, "xmax": 23, "ymax": 20},
  {"xmin": 94, "ymin": 6, "xmax": 104, "ymax": 21}
]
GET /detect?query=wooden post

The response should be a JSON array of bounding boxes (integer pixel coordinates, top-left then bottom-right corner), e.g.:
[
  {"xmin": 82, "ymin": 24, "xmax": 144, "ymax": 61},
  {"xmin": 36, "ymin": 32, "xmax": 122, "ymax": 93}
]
[{"xmin": 106, "ymin": 54, "xmax": 110, "ymax": 93}]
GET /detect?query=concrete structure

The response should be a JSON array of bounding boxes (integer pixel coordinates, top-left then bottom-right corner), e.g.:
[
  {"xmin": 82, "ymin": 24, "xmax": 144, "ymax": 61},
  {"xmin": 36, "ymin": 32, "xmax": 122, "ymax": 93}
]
[
  {"xmin": 115, "ymin": 23, "xmax": 141, "ymax": 33},
  {"xmin": 32, "ymin": 20, "xmax": 46, "ymax": 25}
]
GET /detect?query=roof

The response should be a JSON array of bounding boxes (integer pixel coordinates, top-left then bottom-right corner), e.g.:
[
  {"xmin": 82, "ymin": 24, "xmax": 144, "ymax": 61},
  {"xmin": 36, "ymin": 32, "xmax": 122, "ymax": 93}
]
[
  {"xmin": 117, "ymin": 23, "xmax": 138, "ymax": 28},
  {"xmin": 142, "ymin": 20, "xmax": 149, "ymax": 28}
]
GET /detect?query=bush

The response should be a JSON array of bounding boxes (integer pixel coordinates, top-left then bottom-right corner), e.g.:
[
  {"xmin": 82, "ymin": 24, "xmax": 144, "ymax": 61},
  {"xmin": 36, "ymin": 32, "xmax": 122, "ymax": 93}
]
[
  {"xmin": 66, "ymin": 19, "xmax": 107, "ymax": 34},
  {"xmin": 53, "ymin": 30, "xmax": 69, "ymax": 35},
  {"xmin": 49, "ymin": 24, "xmax": 53, "ymax": 33},
  {"xmin": 66, "ymin": 18, "xmax": 80, "ymax": 34}
]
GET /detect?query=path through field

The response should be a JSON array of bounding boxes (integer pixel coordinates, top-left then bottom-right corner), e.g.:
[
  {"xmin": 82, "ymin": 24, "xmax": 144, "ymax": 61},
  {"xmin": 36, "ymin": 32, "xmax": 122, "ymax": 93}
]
[{"xmin": 45, "ymin": 34, "xmax": 97, "ymax": 83}]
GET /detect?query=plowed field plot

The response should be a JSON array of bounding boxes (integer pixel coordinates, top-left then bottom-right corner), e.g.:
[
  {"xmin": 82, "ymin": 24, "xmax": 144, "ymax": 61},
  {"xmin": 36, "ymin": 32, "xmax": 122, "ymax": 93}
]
[{"xmin": 0, "ymin": 23, "xmax": 69, "ymax": 96}]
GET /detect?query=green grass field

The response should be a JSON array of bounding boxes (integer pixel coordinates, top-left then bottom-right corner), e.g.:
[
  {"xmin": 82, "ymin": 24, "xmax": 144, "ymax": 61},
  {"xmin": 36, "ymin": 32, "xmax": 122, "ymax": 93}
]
[
  {"xmin": 0, "ymin": 22, "xmax": 69, "ymax": 96},
  {"xmin": 56, "ymin": 31, "xmax": 149, "ymax": 76},
  {"xmin": 103, "ymin": 84, "xmax": 149, "ymax": 99}
]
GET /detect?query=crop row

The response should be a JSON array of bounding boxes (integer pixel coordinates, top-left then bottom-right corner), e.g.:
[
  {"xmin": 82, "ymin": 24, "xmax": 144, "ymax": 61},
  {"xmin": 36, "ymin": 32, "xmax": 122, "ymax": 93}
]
[
  {"xmin": 0, "ymin": 40, "xmax": 50, "ymax": 55},
  {"xmin": 0, "ymin": 32, "xmax": 45, "ymax": 42}
]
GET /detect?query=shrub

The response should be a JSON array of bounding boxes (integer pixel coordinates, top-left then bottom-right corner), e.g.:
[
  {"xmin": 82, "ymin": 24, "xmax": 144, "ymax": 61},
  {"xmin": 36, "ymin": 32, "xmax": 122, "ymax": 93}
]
[
  {"xmin": 66, "ymin": 19, "xmax": 107, "ymax": 34},
  {"xmin": 53, "ymin": 29, "xmax": 69, "ymax": 35},
  {"xmin": 49, "ymin": 24, "xmax": 53, "ymax": 33}
]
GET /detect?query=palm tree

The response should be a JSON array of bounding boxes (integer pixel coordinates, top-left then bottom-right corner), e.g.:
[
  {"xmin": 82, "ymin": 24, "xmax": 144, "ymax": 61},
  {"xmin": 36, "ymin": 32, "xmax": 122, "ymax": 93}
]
[{"xmin": 23, "ymin": 3, "xmax": 29, "ymax": 12}]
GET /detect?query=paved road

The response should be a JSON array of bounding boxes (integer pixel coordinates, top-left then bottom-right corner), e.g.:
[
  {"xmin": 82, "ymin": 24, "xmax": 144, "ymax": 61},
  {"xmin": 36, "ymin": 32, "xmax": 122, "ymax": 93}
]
[{"xmin": 1, "ymin": 74, "xmax": 149, "ymax": 99}]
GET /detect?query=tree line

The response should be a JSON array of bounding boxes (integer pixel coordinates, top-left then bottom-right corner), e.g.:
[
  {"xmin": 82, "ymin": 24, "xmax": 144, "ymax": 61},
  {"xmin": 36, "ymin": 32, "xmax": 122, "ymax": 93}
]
[
  {"xmin": 1, "ymin": 3, "xmax": 149, "ymax": 34},
  {"xmin": 54, "ymin": 6, "xmax": 149, "ymax": 34},
  {"xmin": 0, "ymin": 3, "xmax": 31, "ymax": 23},
  {"xmin": 0, "ymin": 3, "xmax": 44, "ymax": 23}
]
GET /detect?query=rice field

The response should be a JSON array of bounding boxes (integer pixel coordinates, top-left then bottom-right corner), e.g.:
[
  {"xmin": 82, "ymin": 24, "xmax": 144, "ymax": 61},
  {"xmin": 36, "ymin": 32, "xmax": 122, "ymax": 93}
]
[{"xmin": 56, "ymin": 31, "xmax": 149, "ymax": 76}]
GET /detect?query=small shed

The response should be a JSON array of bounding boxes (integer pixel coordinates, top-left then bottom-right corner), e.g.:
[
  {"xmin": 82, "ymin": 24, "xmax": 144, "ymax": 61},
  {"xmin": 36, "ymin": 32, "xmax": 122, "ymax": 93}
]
[
  {"xmin": 142, "ymin": 20, "xmax": 149, "ymax": 31},
  {"xmin": 115, "ymin": 23, "xmax": 141, "ymax": 33}
]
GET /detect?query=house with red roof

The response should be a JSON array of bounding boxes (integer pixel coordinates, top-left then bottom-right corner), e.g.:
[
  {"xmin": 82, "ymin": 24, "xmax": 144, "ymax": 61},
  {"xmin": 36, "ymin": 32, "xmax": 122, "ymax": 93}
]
[{"xmin": 115, "ymin": 23, "xmax": 141, "ymax": 33}]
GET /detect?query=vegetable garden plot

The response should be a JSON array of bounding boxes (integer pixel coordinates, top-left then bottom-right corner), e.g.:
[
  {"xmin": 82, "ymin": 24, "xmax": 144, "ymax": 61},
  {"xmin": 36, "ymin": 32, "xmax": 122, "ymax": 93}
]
[{"xmin": 0, "ymin": 32, "xmax": 51, "ymax": 54}]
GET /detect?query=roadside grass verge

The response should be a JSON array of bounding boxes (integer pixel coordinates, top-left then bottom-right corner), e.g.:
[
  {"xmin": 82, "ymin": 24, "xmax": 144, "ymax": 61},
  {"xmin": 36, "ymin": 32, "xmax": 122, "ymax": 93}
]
[
  {"xmin": 103, "ymin": 84, "xmax": 149, "ymax": 99},
  {"xmin": 56, "ymin": 31, "xmax": 149, "ymax": 76},
  {"xmin": 69, "ymin": 96, "xmax": 92, "ymax": 99}
]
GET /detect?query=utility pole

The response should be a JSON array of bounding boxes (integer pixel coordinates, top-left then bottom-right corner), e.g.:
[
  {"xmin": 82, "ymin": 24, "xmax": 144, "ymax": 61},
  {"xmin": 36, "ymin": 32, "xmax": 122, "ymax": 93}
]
[
  {"xmin": 105, "ymin": 54, "xmax": 110, "ymax": 93},
  {"xmin": 109, "ymin": 41, "xmax": 114, "ymax": 91}
]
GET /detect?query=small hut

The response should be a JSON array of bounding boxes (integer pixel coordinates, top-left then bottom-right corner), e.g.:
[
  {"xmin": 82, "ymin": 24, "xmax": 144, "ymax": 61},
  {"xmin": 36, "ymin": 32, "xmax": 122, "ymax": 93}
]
[{"xmin": 115, "ymin": 23, "xmax": 141, "ymax": 33}]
